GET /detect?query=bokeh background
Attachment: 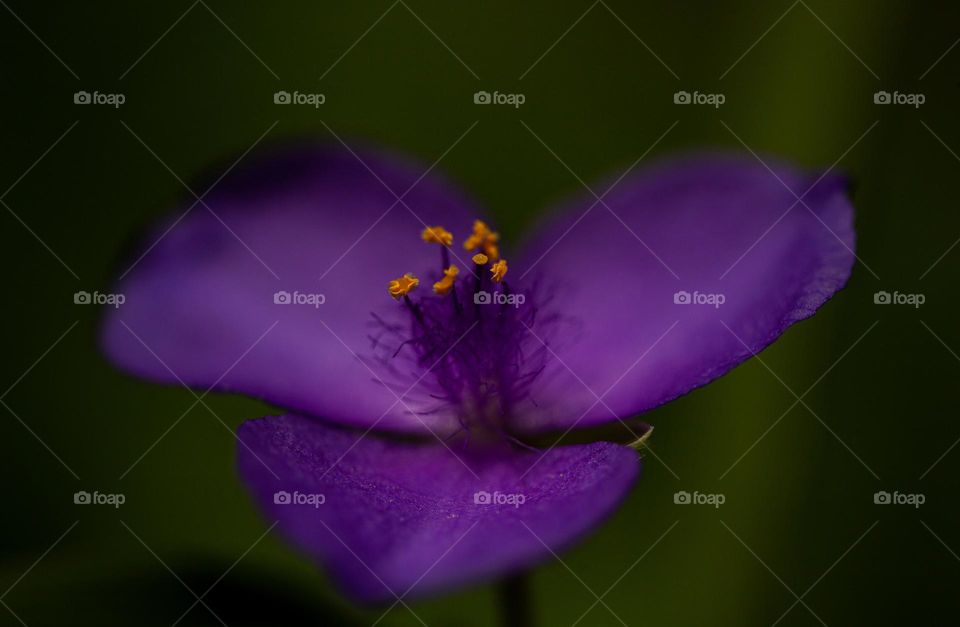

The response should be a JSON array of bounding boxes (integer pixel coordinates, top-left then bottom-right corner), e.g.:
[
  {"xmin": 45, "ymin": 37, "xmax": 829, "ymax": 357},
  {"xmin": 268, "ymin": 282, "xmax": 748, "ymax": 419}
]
[{"xmin": 2, "ymin": 1, "xmax": 958, "ymax": 625}]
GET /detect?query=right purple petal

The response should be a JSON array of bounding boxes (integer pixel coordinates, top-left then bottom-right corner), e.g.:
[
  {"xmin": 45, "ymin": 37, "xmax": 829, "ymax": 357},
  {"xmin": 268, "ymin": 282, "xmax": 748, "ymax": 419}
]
[{"xmin": 513, "ymin": 153, "xmax": 855, "ymax": 432}]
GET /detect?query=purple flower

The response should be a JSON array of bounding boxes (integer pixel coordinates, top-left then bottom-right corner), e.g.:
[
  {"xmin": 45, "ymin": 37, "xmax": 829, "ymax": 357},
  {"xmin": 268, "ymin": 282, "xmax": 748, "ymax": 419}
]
[{"xmin": 100, "ymin": 143, "xmax": 855, "ymax": 603}]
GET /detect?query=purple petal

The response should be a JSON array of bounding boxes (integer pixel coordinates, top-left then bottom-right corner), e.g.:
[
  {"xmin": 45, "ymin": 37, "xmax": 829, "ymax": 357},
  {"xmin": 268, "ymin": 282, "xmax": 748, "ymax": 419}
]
[
  {"xmin": 237, "ymin": 414, "xmax": 640, "ymax": 602},
  {"xmin": 513, "ymin": 153, "xmax": 855, "ymax": 432},
  {"xmin": 101, "ymin": 142, "xmax": 481, "ymax": 433}
]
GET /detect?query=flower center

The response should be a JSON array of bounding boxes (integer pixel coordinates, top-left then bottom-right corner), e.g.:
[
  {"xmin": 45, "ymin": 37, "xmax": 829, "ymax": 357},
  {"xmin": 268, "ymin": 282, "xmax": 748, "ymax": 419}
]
[{"xmin": 370, "ymin": 220, "xmax": 554, "ymax": 442}]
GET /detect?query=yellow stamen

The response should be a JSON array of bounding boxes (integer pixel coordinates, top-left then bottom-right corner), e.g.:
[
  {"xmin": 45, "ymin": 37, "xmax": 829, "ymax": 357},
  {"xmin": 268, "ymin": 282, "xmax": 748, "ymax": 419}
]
[
  {"xmin": 490, "ymin": 259, "xmax": 508, "ymax": 283},
  {"xmin": 432, "ymin": 265, "xmax": 459, "ymax": 295},
  {"xmin": 421, "ymin": 226, "xmax": 453, "ymax": 246},
  {"xmin": 463, "ymin": 219, "xmax": 492, "ymax": 251},
  {"xmin": 388, "ymin": 273, "xmax": 419, "ymax": 299},
  {"xmin": 472, "ymin": 253, "xmax": 489, "ymax": 265},
  {"xmin": 463, "ymin": 220, "xmax": 500, "ymax": 259}
]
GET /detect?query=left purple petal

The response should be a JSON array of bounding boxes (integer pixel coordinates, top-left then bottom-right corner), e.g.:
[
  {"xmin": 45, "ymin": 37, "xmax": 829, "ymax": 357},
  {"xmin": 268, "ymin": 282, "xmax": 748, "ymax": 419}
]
[
  {"xmin": 101, "ymin": 142, "xmax": 480, "ymax": 433},
  {"xmin": 237, "ymin": 413, "xmax": 640, "ymax": 603}
]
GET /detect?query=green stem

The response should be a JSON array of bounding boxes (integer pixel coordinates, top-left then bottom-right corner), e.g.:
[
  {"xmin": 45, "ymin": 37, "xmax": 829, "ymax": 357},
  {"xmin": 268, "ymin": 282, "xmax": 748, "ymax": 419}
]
[{"xmin": 498, "ymin": 571, "xmax": 533, "ymax": 627}]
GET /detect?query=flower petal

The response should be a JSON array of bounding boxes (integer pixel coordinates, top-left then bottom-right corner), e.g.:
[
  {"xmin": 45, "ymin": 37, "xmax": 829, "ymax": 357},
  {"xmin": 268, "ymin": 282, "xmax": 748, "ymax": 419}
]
[
  {"xmin": 101, "ymin": 142, "xmax": 481, "ymax": 433},
  {"xmin": 513, "ymin": 153, "xmax": 855, "ymax": 431},
  {"xmin": 237, "ymin": 414, "xmax": 640, "ymax": 602}
]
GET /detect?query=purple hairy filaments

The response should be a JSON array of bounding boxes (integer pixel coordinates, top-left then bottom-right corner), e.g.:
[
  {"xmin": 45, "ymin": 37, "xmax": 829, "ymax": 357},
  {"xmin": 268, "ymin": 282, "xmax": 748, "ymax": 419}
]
[{"xmin": 368, "ymin": 221, "xmax": 561, "ymax": 443}]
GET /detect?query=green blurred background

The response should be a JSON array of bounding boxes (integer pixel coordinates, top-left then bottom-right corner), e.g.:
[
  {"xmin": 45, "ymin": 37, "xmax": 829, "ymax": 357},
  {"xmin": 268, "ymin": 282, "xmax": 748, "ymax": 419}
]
[{"xmin": 2, "ymin": 1, "xmax": 958, "ymax": 625}]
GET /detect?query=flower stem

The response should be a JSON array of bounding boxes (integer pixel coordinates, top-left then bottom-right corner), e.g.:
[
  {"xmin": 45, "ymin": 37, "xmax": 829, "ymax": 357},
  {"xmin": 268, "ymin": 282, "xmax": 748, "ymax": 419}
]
[{"xmin": 498, "ymin": 571, "xmax": 533, "ymax": 627}]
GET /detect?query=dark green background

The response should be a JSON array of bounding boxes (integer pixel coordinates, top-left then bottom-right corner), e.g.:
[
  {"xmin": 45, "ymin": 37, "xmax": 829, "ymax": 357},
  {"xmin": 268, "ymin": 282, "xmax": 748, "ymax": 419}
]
[{"xmin": 2, "ymin": 1, "xmax": 958, "ymax": 625}]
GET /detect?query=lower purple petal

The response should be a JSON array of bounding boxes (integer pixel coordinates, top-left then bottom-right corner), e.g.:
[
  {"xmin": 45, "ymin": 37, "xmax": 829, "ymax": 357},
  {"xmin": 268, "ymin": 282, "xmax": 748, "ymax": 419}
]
[{"xmin": 237, "ymin": 414, "xmax": 640, "ymax": 602}]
